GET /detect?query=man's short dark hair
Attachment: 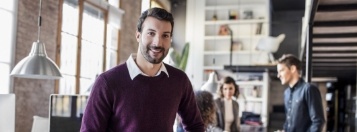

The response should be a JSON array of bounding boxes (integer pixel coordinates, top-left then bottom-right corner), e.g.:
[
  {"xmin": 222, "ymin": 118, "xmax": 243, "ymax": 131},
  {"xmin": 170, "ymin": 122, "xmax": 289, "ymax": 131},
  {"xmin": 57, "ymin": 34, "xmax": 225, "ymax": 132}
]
[
  {"xmin": 278, "ymin": 54, "xmax": 301, "ymax": 71},
  {"xmin": 137, "ymin": 8, "xmax": 174, "ymax": 36}
]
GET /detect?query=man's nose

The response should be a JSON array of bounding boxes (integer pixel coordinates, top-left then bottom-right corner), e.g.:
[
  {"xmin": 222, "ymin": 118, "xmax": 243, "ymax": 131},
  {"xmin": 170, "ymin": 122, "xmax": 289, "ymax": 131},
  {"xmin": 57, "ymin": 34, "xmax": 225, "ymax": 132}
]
[{"xmin": 152, "ymin": 35, "xmax": 162, "ymax": 47}]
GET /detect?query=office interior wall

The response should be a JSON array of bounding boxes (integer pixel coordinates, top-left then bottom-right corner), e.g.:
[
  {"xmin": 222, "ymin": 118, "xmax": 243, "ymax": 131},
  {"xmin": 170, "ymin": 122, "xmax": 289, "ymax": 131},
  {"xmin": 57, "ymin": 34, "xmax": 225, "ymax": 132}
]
[{"xmin": 118, "ymin": 0, "xmax": 141, "ymax": 64}]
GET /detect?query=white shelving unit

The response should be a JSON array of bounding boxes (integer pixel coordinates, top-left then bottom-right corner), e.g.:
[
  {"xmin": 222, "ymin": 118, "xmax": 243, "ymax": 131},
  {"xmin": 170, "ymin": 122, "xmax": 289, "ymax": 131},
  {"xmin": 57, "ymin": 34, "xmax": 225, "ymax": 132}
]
[
  {"xmin": 236, "ymin": 72, "xmax": 270, "ymax": 129},
  {"xmin": 185, "ymin": 0, "xmax": 271, "ymax": 130},
  {"xmin": 185, "ymin": 0, "xmax": 271, "ymax": 88},
  {"xmin": 203, "ymin": 0, "xmax": 270, "ymax": 69}
]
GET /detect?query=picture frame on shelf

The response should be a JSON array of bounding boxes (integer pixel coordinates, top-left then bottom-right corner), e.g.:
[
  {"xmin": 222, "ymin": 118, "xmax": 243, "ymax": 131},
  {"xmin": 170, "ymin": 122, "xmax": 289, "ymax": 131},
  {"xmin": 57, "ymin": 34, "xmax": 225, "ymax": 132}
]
[
  {"xmin": 218, "ymin": 24, "xmax": 230, "ymax": 35},
  {"xmin": 243, "ymin": 10, "xmax": 253, "ymax": 19}
]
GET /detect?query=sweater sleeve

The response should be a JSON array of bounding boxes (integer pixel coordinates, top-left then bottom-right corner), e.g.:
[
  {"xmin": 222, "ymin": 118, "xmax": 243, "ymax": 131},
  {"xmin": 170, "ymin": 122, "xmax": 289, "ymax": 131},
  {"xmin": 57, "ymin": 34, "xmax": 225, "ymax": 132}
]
[
  {"xmin": 80, "ymin": 75, "xmax": 114, "ymax": 132},
  {"xmin": 177, "ymin": 77, "xmax": 205, "ymax": 132}
]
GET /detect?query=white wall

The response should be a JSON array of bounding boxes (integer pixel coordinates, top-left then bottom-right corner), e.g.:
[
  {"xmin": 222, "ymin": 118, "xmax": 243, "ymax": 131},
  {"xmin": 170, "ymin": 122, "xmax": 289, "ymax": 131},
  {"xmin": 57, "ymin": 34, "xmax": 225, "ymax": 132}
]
[{"xmin": 185, "ymin": 0, "xmax": 205, "ymax": 90}]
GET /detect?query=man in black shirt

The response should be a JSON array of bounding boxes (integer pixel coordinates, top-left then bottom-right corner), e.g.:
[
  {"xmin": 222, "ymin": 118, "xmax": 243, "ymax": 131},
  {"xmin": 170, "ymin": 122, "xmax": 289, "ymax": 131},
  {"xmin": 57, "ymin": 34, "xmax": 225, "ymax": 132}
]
[{"xmin": 276, "ymin": 54, "xmax": 325, "ymax": 132}]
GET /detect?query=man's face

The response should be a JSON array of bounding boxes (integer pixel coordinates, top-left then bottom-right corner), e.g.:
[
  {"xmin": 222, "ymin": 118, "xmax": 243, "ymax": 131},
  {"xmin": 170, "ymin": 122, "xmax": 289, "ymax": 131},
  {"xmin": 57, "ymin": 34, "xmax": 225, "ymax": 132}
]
[
  {"xmin": 136, "ymin": 17, "xmax": 172, "ymax": 64},
  {"xmin": 277, "ymin": 63, "xmax": 294, "ymax": 85},
  {"xmin": 222, "ymin": 83, "xmax": 235, "ymax": 99}
]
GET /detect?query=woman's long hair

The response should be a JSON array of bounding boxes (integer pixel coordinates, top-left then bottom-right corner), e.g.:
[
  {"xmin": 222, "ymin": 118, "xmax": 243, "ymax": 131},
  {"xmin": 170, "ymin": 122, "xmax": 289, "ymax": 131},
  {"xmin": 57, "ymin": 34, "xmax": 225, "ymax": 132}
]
[{"xmin": 194, "ymin": 91, "xmax": 216, "ymax": 129}]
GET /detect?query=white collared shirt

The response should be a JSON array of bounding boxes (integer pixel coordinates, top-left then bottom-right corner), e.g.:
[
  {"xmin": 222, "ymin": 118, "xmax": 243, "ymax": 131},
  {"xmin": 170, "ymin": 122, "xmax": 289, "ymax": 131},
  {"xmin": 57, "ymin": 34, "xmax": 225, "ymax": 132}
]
[{"xmin": 126, "ymin": 54, "xmax": 169, "ymax": 80}]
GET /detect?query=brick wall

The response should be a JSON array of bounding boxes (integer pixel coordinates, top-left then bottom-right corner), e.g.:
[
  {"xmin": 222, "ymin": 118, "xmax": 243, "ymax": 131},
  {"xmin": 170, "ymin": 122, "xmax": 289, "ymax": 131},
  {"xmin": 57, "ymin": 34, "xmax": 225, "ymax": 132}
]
[
  {"xmin": 118, "ymin": 0, "xmax": 141, "ymax": 63},
  {"xmin": 14, "ymin": 0, "xmax": 59, "ymax": 131},
  {"xmin": 14, "ymin": 0, "xmax": 141, "ymax": 131}
]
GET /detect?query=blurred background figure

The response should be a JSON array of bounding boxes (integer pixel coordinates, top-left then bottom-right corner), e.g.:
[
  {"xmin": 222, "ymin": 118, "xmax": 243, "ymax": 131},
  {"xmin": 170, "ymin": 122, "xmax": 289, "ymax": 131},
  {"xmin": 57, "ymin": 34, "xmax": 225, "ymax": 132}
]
[
  {"xmin": 195, "ymin": 90, "xmax": 223, "ymax": 132},
  {"xmin": 215, "ymin": 76, "xmax": 240, "ymax": 132},
  {"xmin": 176, "ymin": 89, "xmax": 224, "ymax": 132}
]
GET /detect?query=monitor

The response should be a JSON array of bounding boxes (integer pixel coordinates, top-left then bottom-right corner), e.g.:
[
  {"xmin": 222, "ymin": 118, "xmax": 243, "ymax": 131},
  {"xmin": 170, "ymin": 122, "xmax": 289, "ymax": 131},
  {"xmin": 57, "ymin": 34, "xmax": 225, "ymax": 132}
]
[
  {"xmin": 49, "ymin": 94, "xmax": 89, "ymax": 132},
  {"xmin": 0, "ymin": 94, "xmax": 15, "ymax": 132}
]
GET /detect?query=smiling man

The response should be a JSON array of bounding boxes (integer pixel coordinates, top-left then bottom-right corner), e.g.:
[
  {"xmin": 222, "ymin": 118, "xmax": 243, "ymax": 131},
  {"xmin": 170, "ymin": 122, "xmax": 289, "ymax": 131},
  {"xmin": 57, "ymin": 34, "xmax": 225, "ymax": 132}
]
[
  {"xmin": 276, "ymin": 54, "xmax": 325, "ymax": 132},
  {"xmin": 80, "ymin": 8, "xmax": 204, "ymax": 132}
]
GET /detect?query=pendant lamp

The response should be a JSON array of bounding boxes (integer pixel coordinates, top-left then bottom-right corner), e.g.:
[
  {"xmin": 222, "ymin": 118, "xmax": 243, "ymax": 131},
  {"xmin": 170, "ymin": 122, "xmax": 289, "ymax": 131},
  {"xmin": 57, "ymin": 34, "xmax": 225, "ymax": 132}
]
[
  {"xmin": 10, "ymin": 0, "xmax": 62, "ymax": 79},
  {"xmin": 201, "ymin": 71, "xmax": 219, "ymax": 94}
]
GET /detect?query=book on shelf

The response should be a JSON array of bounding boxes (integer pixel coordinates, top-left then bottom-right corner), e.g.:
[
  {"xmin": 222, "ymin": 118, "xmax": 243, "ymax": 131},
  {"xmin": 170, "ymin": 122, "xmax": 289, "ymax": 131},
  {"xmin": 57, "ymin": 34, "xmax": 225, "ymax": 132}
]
[{"xmin": 255, "ymin": 17, "xmax": 264, "ymax": 35}]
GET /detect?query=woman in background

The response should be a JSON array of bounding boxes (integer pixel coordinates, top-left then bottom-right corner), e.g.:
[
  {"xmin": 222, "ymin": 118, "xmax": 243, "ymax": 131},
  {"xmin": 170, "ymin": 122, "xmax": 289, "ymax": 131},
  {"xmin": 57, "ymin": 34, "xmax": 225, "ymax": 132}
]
[
  {"xmin": 215, "ymin": 76, "xmax": 240, "ymax": 132},
  {"xmin": 195, "ymin": 91, "xmax": 222, "ymax": 132}
]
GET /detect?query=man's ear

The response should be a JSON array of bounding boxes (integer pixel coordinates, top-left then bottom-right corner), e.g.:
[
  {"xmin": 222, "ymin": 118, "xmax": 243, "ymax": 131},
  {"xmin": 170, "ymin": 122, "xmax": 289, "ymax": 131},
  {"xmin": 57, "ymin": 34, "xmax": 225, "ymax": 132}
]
[
  {"xmin": 290, "ymin": 65, "xmax": 297, "ymax": 73},
  {"xmin": 136, "ymin": 31, "xmax": 141, "ymax": 42}
]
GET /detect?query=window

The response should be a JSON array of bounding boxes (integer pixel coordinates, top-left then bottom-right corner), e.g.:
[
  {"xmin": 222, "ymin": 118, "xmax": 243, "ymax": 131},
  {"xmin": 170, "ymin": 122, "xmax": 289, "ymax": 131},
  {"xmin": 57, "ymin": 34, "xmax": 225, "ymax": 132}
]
[
  {"xmin": 58, "ymin": 0, "xmax": 120, "ymax": 94},
  {"xmin": 141, "ymin": 0, "xmax": 166, "ymax": 12},
  {"xmin": 0, "ymin": 1, "xmax": 16, "ymax": 94},
  {"xmin": 150, "ymin": 0, "xmax": 164, "ymax": 9}
]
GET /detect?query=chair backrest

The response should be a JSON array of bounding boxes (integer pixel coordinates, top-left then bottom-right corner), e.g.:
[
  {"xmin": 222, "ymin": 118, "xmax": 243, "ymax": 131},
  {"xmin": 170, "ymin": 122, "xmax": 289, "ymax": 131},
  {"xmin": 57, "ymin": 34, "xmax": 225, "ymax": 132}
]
[
  {"xmin": 0, "ymin": 94, "xmax": 15, "ymax": 132},
  {"xmin": 31, "ymin": 116, "xmax": 49, "ymax": 132}
]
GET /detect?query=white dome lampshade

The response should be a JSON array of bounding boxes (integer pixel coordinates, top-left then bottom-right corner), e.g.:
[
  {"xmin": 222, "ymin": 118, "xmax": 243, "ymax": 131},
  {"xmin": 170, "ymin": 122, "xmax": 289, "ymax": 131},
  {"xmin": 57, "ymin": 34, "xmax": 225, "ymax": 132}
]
[
  {"xmin": 201, "ymin": 72, "xmax": 219, "ymax": 94},
  {"xmin": 10, "ymin": 41, "xmax": 62, "ymax": 79}
]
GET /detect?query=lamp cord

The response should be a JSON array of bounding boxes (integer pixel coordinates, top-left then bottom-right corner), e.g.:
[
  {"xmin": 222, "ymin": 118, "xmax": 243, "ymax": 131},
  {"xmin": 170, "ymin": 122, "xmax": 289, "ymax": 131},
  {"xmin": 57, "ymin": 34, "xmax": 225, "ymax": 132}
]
[{"xmin": 37, "ymin": 0, "xmax": 42, "ymax": 42}]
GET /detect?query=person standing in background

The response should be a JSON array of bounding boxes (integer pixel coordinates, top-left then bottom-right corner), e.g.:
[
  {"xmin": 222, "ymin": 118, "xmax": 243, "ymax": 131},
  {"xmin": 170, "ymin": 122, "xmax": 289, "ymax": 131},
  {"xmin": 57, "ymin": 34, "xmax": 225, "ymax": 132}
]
[
  {"xmin": 276, "ymin": 54, "xmax": 325, "ymax": 132},
  {"xmin": 215, "ymin": 76, "xmax": 240, "ymax": 132},
  {"xmin": 80, "ymin": 7, "xmax": 204, "ymax": 132}
]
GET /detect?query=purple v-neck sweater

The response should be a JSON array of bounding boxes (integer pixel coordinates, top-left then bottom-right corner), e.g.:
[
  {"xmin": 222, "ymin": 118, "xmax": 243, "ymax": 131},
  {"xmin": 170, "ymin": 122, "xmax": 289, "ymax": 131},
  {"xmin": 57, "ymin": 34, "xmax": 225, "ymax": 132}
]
[{"xmin": 80, "ymin": 63, "xmax": 204, "ymax": 132}]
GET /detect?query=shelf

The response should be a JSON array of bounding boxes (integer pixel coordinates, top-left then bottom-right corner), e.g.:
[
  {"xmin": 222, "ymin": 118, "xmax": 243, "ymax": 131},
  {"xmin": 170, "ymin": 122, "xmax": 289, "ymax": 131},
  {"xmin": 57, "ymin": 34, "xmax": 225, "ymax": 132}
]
[
  {"xmin": 205, "ymin": 0, "xmax": 267, "ymax": 7},
  {"xmin": 204, "ymin": 51, "xmax": 268, "ymax": 55},
  {"xmin": 203, "ymin": 66, "xmax": 224, "ymax": 70},
  {"xmin": 245, "ymin": 97, "xmax": 263, "ymax": 102},
  {"xmin": 236, "ymin": 80, "xmax": 264, "ymax": 85},
  {"xmin": 224, "ymin": 65, "xmax": 277, "ymax": 72},
  {"xmin": 205, "ymin": 35, "xmax": 264, "ymax": 40},
  {"xmin": 205, "ymin": 4, "xmax": 265, "ymax": 10},
  {"xmin": 205, "ymin": 19, "xmax": 267, "ymax": 25}
]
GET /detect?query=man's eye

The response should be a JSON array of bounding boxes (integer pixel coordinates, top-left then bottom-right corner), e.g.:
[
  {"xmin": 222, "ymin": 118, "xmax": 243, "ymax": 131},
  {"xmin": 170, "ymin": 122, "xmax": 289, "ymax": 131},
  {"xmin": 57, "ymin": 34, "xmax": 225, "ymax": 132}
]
[
  {"xmin": 148, "ymin": 32, "xmax": 155, "ymax": 36},
  {"xmin": 163, "ymin": 34, "xmax": 170, "ymax": 38}
]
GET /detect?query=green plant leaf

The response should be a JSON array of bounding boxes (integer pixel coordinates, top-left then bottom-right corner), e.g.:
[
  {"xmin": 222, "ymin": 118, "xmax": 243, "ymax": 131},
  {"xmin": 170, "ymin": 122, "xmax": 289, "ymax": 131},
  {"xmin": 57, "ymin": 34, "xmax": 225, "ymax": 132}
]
[{"xmin": 178, "ymin": 43, "xmax": 190, "ymax": 71}]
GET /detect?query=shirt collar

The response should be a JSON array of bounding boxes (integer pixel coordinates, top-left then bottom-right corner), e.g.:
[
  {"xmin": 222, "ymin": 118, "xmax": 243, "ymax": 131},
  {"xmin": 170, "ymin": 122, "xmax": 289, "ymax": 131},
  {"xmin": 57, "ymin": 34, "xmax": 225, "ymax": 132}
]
[
  {"xmin": 126, "ymin": 54, "xmax": 169, "ymax": 80},
  {"xmin": 290, "ymin": 78, "xmax": 304, "ymax": 90}
]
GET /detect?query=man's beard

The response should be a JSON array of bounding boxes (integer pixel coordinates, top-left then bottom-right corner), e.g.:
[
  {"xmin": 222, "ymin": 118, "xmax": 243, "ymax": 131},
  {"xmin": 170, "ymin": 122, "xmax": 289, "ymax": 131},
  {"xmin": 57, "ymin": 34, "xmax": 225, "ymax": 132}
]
[{"xmin": 140, "ymin": 44, "xmax": 167, "ymax": 64}]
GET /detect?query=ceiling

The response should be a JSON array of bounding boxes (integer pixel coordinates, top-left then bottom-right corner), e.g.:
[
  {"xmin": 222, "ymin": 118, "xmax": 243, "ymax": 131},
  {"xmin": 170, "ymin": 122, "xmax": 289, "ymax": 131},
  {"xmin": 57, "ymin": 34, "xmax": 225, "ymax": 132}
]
[
  {"xmin": 271, "ymin": 0, "xmax": 305, "ymax": 11},
  {"xmin": 306, "ymin": 0, "xmax": 357, "ymax": 84}
]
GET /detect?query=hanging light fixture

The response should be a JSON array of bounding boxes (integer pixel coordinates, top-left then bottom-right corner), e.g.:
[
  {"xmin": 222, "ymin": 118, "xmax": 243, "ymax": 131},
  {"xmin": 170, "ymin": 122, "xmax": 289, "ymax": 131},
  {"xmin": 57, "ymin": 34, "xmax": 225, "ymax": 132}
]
[{"xmin": 10, "ymin": 0, "xmax": 62, "ymax": 79}]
